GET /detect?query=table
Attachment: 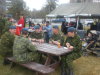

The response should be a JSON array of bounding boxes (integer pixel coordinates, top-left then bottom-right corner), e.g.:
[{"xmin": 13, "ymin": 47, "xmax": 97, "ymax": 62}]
[
  {"xmin": 35, "ymin": 43, "xmax": 71, "ymax": 56},
  {"xmin": 34, "ymin": 43, "xmax": 72, "ymax": 68}
]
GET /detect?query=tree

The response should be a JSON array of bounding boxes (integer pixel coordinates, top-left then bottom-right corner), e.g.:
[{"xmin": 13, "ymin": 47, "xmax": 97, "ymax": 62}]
[
  {"xmin": 0, "ymin": 0, "xmax": 6, "ymax": 16},
  {"xmin": 31, "ymin": 0, "xmax": 58, "ymax": 19},
  {"xmin": 45, "ymin": 0, "xmax": 58, "ymax": 14},
  {"xmin": 8, "ymin": 0, "xmax": 29, "ymax": 20},
  {"xmin": 31, "ymin": 9, "xmax": 47, "ymax": 19}
]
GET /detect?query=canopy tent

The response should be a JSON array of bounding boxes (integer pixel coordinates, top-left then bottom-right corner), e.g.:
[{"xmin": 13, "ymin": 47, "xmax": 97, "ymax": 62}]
[
  {"xmin": 47, "ymin": 3, "xmax": 100, "ymax": 29},
  {"xmin": 47, "ymin": 3, "xmax": 100, "ymax": 18}
]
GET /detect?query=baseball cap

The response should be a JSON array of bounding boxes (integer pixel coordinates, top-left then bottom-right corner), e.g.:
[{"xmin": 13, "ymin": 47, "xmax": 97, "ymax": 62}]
[
  {"xmin": 9, "ymin": 26, "xmax": 16, "ymax": 29},
  {"xmin": 53, "ymin": 25, "xmax": 59, "ymax": 29},
  {"xmin": 67, "ymin": 27, "xmax": 75, "ymax": 32},
  {"xmin": 22, "ymin": 28, "xmax": 29, "ymax": 31},
  {"xmin": 34, "ymin": 25, "xmax": 40, "ymax": 29}
]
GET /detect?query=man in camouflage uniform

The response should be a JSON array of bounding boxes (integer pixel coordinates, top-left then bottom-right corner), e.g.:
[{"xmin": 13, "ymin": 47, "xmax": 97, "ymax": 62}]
[
  {"xmin": 49, "ymin": 25, "xmax": 62, "ymax": 61},
  {"xmin": 0, "ymin": 17, "xmax": 7, "ymax": 38},
  {"xmin": 13, "ymin": 28, "xmax": 39, "ymax": 63},
  {"xmin": 60, "ymin": 27, "xmax": 82, "ymax": 75},
  {"xmin": 50, "ymin": 25, "xmax": 61, "ymax": 45},
  {"xmin": 30, "ymin": 25, "xmax": 44, "ymax": 43},
  {"xmin": 0, "ymin": 26, "xmax": 16, "ymax": 65},
  {"xmin": 2, "ymin": 18, "xmax": 13, "ymax": 34}
]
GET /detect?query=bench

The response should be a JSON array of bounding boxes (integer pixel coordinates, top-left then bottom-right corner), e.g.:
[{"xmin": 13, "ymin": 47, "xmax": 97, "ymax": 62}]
[{"xmin": 7, "ymin": 57, "xmax": 54, "ymax": 75}]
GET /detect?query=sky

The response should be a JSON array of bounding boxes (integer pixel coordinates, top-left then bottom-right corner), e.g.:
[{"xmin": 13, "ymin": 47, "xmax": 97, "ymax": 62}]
[{"xmin": 23, "ymin": 0, "xmax": 70, "ymax": 10}]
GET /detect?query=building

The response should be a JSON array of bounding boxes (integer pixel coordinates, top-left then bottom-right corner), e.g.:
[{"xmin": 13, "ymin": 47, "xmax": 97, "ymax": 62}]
[
  {"xmin": 70, "ymin": 0, "xmax": 100, "ymax": 3},
  {"xmin": 6, "ymin": 0, "xmax": 12, "ymax": 10}
]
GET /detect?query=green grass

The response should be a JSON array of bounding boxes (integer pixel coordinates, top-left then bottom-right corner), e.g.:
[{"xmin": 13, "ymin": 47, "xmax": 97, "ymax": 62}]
[
  {"xmin": 0, "ymin": 55, "xmax": 100, "ymax": 75},
  {"xmin": 73, "ymin": 56, "xmax": 100, "ymax": 75},
  {"xmin": 0, "ymin": 56, "xmax": 60, "ymax": 75}
]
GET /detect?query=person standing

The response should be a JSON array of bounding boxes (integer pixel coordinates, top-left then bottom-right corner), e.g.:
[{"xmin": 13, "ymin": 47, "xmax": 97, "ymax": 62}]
[
  {"xmin": 43, "ymin": 21, "xmax": 52, "ymax": 43},
  {"xmin": 0, "ymin": 26, "xmax": 16, "ymax": 65},
  {"xmin": 29, "ymin": 18, "xmax": 32, "ymax": 28},
  {"xmin": 60, "ymin": 27, "xmax": 82, "ymax": 75},
  {"xmin": 3, "ymin": 17, "xmax": 13, "ymax": 34},
  {"xmin": 16, "ymin": 16, "xmax": 24, "ymax": 36},
  {"xmin": 61, "ymin": 21, "xmax": 68, "ymax": 35},
  {"xmin": 97, "ymin": 20, "xmax": 100, "ymax": 31}
]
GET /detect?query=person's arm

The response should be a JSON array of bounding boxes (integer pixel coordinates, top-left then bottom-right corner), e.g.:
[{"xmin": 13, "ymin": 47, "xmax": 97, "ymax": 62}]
[
  {"xmin": 27, "ymin": 40, "xmax": 37, "ymax": 52},
  {"xmin": 36, "ymin": 39, "xmax": 44, "ymax": 43},
  {"xmin": 72, "ymin": 36, "xmax": 82, "ymax": 52},
  {"xmin": 46, "ymin": 26, "xmax": 52, "ymax": 31},
  {"xmin": 51, "ymin": 40, "xmax": 60, "ymax": 45},
  {"xmin": 66, "ymin": 42, "xmax": 74, "ymax": 50},
  {"xmin": 43, "ymin": 25, "xmax": 52, "ymax": 32},
  {"xmin": 60, "ymin": 36, "xmax": 67, "ymax": 46},
  {"xmin": 16, "ymin": 24, "xmax": 22, "ymax": 27}
]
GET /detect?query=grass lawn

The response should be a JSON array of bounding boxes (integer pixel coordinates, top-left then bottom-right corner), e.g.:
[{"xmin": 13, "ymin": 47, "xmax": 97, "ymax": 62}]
[
  {"xmin": 73, "ymin": 56, "xmax": 100, "ymax": 75},
  {"xmin": 0, "ymin": 56, "xmax": 60, "ymax": 75},
  {"xmin": 0, "ymin": 55, "xmax": 100, "ymax": 75}
]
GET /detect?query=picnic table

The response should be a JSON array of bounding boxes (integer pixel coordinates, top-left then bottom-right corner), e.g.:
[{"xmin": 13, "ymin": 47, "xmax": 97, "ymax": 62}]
[
  {"xmin": 7, "ymin": 43, "xmax": 72, "ymax": 75},
  {"xmin": 33, "ymin": 43, "xmax": 72, "ymax": 68}
]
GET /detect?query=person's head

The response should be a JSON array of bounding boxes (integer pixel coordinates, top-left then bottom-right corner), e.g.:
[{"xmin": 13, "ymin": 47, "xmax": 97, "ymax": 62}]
[
  {"xmin": 21, "ymin": 28, "xmax": 29, "ymax": 37},
  {"xmin": 9, "ymin": 26, "xmax": 16, "ymax": 35},
  {"xmin": 46, "ymin": 21, "xmax": 50, "ymax": 26},
  {"xmin": 20, "ymin": 16, "xmax": 23, "ymax": 19},
  {"xmin": 37, "ymin": 23, "xmax": 40, "ymax": 26},
  {"xmin": 62, "ymin": 21, "xmax": 66, "ymax": 26},
  {"xmin": 67, "ymin": 27, "xmax": 76, "ymax": 37},
  {"xmin": 87, "ymin": 32, "xmax": 93, "ymax": 37},
  {"xmin": 34, "ymin": 25, "xmax": 40, "ymax": 33},
  {"xmin": 53, "ymin": 25, "xmax": 59, "ymax": 34},
  {"xmin": 32, "ymin": 23, "xmax": 35, "ymax": 26},
  {"xmin": 8, "ymin": 17, "xmax": 12, "ymax": 22}
]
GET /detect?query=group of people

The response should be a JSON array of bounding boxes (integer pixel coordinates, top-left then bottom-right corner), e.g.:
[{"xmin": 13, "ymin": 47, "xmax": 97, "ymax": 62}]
[{"xmin": 0, "ymin": 18, "xmax": 90, "ymax": 75}]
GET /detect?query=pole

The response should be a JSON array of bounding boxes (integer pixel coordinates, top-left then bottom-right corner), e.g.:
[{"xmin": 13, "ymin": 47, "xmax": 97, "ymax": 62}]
[{"xmin": 76, "ymin": 16, "xmax": 79, "ymax": 30}]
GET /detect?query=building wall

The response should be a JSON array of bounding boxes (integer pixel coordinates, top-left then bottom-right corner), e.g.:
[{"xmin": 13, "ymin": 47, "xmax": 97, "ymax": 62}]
[{"xmin": 70, "ymin": 0, "xmax": 96, "ymax": 3}]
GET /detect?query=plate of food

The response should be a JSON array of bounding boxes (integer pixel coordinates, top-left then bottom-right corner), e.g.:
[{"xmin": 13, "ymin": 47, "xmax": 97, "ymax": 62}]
[{"xmin": 64, "ymin": 47, "xmax": 68, "ymax": 49}]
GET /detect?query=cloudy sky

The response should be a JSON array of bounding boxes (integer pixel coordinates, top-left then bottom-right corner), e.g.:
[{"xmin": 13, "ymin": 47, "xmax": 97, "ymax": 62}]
[{"xmin": 23, "ymin": 0, "xmax": 70, "ymax": 10}]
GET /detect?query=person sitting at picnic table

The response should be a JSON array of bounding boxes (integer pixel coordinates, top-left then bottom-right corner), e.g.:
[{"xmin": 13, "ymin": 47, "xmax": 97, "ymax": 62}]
[
  {"xmin": 49, "ymin": 25, "xmax": 62, "ymax": 61},
  {"xmin": 13, "ymin": 28, "xmax": 39, "ymax": 63},
  {"xmin": 50, "ymin": 25, "xmax": 62, "ymax": 45},
  {"xmin": 29, "ymin": 25, "xmax": 44, "ymax": 43},
  {"xmin": 0, "ymin": 26, "xmax": 16, "ymax": 65},
  {"xmin": 60, "ymin": 27, "xmax": 82, "ymax": 75}
]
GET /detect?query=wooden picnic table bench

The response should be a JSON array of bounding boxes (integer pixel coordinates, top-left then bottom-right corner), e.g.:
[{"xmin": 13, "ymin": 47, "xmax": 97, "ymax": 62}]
[
  {"xmin": 7, "ymin": 57, "xmax": 54, "ymax": 75},
  {"xmin": 33, "ymin": 43, "xmax": 71, "ymax": 68}
]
